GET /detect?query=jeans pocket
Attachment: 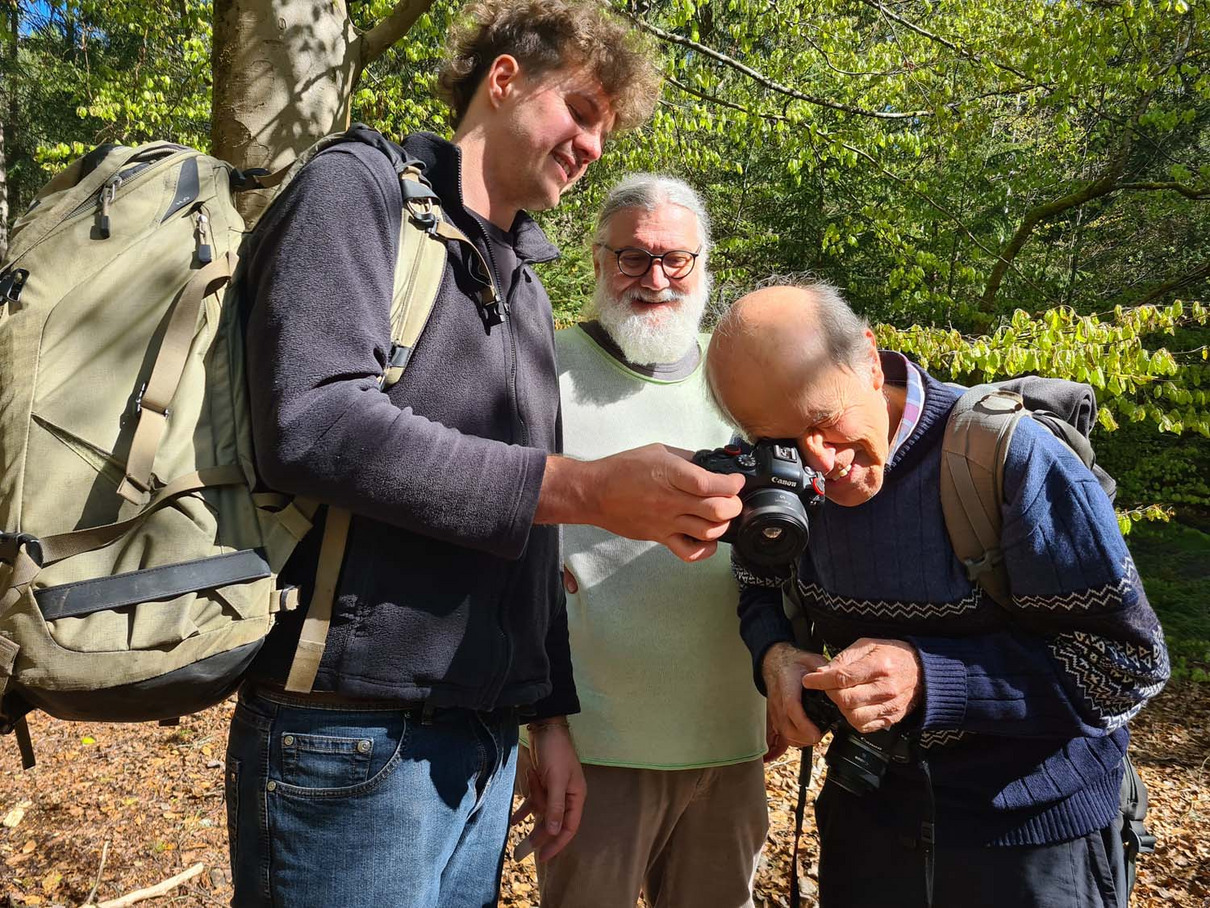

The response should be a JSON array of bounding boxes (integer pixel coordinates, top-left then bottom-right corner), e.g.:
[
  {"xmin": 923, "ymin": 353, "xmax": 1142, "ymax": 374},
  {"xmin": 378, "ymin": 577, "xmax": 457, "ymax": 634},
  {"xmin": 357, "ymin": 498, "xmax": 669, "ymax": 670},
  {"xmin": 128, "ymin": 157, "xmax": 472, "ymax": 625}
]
[{"xmin": 279, "ymin": 732, "xmax": 375, "ymax": 789}]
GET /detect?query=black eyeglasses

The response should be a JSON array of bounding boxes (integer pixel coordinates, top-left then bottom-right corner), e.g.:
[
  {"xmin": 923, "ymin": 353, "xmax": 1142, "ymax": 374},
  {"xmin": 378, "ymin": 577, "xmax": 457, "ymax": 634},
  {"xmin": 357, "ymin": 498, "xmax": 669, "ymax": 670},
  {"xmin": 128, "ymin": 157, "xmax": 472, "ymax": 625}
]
[{"xmin": 599, "ymin": 245, "xmax": 701, "ymax": 279}]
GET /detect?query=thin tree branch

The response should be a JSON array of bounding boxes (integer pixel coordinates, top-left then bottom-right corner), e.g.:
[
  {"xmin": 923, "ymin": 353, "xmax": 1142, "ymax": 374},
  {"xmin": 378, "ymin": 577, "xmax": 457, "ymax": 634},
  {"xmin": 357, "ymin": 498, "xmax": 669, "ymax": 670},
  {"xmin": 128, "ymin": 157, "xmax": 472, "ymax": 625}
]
[
  {"xmin": 855, "ymin": 0, "xmax": 1042, "ymax": 86},
  {"xmin": 1116, "ymin": 181, "xmax": 1210, "ymax": 200},
  {"xmin": 801, "ymin": 31, "xmax": 908, "ymax": 78},
  {"xmin": 1134, "ymin": 258, "xmax": 1210, "ymax": 307},
  {"xmin": 82, "ymin": 863, "xmax": 205, "ymax": 908},
  {"xmin": 625, "ymin": 13, "xmax": 933, "ymax": 120},
  {"xmin": 359, "ymin": 0, "xmax": 436, "ymax": 68}
]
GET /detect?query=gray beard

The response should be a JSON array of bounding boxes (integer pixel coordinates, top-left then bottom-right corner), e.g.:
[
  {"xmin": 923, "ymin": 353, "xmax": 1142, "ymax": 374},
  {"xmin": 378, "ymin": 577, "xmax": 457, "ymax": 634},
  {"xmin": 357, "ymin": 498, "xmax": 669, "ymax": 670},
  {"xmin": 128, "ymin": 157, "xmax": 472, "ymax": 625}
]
[{"xmin": 589, "ymin": 280, "xmax": 710, "ymax": 366}]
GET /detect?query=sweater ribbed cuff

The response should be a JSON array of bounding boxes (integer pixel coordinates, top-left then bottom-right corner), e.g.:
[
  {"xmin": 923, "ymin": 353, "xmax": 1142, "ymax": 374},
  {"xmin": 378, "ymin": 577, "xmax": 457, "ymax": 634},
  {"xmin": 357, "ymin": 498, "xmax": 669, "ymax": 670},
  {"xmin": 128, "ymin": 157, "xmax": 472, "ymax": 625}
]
[{"xmin": 910, "ymin": 637, "xmax": 970, "ymax": 730}]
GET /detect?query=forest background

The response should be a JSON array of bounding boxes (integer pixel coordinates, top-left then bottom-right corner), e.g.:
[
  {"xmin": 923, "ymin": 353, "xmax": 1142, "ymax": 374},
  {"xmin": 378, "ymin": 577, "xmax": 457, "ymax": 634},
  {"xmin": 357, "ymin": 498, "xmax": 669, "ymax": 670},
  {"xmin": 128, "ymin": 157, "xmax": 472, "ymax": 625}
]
[
  {"xmin": 4, "ymin": 0, "xmax": 1204, "ymax": 675},
  {"xmin": 0, "ymin": 1, "xmax": 1207, "ymax": 904}
]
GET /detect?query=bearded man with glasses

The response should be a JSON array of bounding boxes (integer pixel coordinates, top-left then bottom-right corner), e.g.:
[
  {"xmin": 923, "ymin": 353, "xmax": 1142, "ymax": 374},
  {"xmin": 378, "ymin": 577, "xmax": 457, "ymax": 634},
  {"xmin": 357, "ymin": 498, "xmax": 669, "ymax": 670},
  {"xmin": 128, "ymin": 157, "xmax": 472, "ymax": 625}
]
[{"xmin": 514, "ymin": 174, "xmax": 770, "ymax": 908}]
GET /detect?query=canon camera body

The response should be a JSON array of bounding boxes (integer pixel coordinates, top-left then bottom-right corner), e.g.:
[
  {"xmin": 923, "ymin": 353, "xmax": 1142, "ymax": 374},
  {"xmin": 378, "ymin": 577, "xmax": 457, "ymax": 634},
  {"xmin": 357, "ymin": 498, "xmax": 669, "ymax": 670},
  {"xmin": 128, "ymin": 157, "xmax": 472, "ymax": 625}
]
[{"xmin": 691, "ymin": 440, "xmax": 825, "ymax": 567}]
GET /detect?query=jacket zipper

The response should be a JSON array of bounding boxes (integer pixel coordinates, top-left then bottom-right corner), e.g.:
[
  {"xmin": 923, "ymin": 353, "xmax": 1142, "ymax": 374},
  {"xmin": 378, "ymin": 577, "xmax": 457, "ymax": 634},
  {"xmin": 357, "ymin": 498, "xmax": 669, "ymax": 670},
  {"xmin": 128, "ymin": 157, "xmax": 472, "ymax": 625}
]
[{"xmin": 454, "ymin": 166, "xmax": 522, "ymax": 707}]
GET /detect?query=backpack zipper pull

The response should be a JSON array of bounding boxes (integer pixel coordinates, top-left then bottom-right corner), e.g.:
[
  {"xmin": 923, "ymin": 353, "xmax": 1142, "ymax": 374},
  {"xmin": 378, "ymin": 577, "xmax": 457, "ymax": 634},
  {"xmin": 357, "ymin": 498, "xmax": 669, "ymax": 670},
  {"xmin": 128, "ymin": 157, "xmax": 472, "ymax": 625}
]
[
  {"xmin": 96, "ymin": 175, "xmax": 121, "ymax": 239},
  {"xmin": 195, "ymin": 211, "xmax": 213, "ymax": 265}
]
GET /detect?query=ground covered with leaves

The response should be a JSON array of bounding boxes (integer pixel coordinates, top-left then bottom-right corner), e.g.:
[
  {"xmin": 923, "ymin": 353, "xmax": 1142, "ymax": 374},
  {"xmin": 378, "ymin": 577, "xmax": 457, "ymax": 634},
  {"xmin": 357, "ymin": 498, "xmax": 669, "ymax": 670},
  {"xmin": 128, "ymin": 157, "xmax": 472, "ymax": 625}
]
[{"xmin": 2, "ymin": 683, "xmax": 1206, "ymax": 908}]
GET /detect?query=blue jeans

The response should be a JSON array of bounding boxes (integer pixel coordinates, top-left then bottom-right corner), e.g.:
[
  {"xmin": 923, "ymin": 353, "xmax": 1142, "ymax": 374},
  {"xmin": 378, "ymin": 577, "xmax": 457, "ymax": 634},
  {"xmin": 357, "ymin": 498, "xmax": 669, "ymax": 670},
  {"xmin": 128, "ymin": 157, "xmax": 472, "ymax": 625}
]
[{"xmin": 225, "ymin": 686, "xmax": 519, "ymax": 908}]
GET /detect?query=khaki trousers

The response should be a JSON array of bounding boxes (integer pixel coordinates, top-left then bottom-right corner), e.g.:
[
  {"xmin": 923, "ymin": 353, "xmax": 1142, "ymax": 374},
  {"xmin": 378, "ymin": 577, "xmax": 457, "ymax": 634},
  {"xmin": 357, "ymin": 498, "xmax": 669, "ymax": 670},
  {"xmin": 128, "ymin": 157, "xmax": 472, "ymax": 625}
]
[{"xmin": 517, "ymin": 750, "xmax": 768, "ymax": 908}]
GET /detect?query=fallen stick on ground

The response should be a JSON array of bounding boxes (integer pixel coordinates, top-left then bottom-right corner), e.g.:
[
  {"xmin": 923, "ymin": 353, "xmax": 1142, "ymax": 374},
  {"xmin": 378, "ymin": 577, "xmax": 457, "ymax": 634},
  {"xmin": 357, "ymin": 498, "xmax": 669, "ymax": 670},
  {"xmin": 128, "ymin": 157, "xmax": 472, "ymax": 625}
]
[{"xmin": 80, "ymin": 862, "xmax": 205, "ymax": 908}]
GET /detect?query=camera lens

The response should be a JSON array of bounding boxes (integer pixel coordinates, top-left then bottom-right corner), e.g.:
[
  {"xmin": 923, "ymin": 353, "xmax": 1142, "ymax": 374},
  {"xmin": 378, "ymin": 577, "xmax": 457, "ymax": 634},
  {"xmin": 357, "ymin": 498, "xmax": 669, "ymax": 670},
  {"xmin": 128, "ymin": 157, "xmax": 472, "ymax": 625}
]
[
  {"xmin": 732, "ymin": 488, "xmax": 809, "ymax": 566},
  {"xmin": 824, "ymin": 734, "xmax": 891, "ymax": 795}
]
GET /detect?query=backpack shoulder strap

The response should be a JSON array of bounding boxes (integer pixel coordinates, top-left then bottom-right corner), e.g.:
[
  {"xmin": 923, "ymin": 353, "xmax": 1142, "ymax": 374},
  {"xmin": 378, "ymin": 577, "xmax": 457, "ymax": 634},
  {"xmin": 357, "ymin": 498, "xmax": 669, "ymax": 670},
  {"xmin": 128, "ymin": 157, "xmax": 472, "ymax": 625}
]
[
  {"xmin": 381, "ymin": 166, "xmax": 453, "ymax": 388},
  {"xmin": 282, "ymin": 140, "xmax": 457, "ymax": 694},
  {"xmin": 939, "ymin": 386, "xmax": 1028, "ymax": 607}
]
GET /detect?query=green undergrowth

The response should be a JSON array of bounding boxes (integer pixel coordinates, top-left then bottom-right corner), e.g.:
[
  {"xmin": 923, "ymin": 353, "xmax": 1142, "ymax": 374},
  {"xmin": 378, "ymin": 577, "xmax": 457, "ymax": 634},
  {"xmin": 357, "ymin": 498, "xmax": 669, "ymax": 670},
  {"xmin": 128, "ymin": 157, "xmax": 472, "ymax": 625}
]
[{"xmin": 1128, "ymin": 520, "xmax": 1210, "ymax": 682}]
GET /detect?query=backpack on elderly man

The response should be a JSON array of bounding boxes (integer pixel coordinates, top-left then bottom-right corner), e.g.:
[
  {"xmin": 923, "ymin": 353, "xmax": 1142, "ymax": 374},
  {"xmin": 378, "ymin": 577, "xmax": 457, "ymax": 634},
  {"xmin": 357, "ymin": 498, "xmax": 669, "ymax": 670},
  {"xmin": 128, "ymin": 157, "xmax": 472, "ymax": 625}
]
[
  {"xmin": 0, "ymin": 125, "xmax": 494, "ymax": 767},
  {"xmin": 940, "ymin": 378, "xmax": 1156, "ymax": 897}
]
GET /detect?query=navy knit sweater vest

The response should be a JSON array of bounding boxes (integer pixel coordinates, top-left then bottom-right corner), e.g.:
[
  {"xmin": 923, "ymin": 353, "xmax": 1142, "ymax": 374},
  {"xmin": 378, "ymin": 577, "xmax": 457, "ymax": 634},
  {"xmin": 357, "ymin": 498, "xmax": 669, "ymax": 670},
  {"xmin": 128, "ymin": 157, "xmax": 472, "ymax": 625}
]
[{"xmin": 738, "ymin": 364, "xmax": 1169, "ymax": 846}]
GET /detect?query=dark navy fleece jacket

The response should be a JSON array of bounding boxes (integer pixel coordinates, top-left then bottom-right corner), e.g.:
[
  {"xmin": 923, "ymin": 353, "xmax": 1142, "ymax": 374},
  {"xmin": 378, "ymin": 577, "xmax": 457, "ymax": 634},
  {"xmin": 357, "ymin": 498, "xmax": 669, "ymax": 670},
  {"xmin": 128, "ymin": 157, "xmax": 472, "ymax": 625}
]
[
  {"xmin": 738, "ymin": 359, "xmax": 1169, "ymax": 846},
  {"xmin": 242, "ymin": 132, "xmax": 577, "ymax": 718}
]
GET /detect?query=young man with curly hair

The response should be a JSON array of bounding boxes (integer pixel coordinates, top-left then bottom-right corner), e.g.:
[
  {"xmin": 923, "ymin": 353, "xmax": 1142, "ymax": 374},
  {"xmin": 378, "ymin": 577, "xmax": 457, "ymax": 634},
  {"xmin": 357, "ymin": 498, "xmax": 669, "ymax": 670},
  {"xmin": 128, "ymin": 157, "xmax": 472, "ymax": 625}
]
[{"xmin": 226, "ymin": 3, "xmax": 745, "ymax": 905}]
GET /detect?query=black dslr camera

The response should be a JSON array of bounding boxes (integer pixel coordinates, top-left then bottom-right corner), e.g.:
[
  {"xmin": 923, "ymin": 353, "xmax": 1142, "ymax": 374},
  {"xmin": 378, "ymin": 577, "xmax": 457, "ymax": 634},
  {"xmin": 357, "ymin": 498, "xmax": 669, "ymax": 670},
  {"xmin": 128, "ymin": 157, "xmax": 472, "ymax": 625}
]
[
  {"xmin": 691, "ymin": 440, "xmax": 826, "ymax": 567},
  {"xmin": 801, "ymin": 690, "xmax": 914, "ymax": 795}
]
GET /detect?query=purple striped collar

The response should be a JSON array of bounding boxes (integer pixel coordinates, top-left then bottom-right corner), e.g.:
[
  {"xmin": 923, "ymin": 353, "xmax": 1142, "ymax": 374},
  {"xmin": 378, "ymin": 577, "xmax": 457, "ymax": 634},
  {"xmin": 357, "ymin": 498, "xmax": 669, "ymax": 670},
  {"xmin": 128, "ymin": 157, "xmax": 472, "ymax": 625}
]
[{"xmin": 888, "ymin": 353, "xmax": 924, "ymax": 460}]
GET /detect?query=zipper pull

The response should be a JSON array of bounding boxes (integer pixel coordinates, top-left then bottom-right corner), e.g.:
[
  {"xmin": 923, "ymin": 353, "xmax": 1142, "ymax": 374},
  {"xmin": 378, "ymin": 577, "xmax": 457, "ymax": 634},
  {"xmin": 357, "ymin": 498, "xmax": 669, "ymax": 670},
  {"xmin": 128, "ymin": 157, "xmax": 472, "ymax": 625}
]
[
  {"xmin": 96, "ymin": 175, "xmax": 121, "ymax": 239},
  {"xmin": 195, "ymin": 211, "xmax": 213, "ymax": 265}
]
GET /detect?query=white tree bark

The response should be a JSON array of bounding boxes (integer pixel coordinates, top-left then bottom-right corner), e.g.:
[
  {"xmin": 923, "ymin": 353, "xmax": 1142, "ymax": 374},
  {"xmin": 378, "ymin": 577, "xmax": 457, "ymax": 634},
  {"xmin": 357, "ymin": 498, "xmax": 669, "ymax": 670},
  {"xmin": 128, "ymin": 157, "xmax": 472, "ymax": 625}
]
[{"xmin": 210, "ymin": 0, "xmax": 434, "ymax": 221}]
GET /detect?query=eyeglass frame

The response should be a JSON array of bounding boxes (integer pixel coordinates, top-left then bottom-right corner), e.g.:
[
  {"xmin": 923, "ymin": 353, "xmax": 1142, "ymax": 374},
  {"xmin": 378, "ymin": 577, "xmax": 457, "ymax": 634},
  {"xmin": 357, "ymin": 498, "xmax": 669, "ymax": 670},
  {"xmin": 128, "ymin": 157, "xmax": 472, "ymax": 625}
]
[{"xmin": 596, "ymin": 244, "xmax": 702, "ymax": 279}]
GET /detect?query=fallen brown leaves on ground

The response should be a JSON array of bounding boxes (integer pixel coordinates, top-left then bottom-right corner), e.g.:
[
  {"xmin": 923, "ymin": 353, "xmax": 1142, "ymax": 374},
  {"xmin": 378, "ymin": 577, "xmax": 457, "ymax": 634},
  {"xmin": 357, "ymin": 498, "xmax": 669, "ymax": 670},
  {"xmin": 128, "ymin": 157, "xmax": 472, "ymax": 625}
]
[{"xmin": 3, "ymin": 683, "xmax": 1207, "ymax": 907}]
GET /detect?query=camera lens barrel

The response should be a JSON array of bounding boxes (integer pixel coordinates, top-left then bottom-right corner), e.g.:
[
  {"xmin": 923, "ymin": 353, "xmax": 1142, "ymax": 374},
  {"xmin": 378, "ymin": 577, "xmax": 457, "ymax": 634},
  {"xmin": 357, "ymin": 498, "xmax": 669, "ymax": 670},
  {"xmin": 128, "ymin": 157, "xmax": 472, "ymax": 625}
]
[{"xmin": 732, "ymin": 488, "xmax": 810, "ymax": 566}]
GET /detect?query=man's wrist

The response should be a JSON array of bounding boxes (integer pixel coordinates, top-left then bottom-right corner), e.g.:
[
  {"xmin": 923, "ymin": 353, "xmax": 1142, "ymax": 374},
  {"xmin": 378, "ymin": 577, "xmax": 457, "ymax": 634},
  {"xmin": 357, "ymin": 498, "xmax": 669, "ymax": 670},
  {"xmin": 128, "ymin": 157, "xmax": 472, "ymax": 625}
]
[{"xmin": 534, "ymin": 456, "xmax": 596, "ymax": 527}]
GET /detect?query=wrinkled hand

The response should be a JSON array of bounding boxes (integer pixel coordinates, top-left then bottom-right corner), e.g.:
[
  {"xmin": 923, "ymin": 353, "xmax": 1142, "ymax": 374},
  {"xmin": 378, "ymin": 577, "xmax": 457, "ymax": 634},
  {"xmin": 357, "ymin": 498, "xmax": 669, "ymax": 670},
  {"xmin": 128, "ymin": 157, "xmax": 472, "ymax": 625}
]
[
  {"xmin": 511, "ymin": 723, "xmax": 586, "ymax": 862},
  {"xmin": 764, "ymin": 702, "xmax": 789, "ymax": 764},
  {"xmin": 800, "ymin": 638, "xmax": 923, "ymax": 734},
  {"xmin": 539, "ymin": 445, "xmax": 744, "ymax": 563},
  {"xmin": 761, "ymin": 642, "xmax": 829, "ymax": 748}
]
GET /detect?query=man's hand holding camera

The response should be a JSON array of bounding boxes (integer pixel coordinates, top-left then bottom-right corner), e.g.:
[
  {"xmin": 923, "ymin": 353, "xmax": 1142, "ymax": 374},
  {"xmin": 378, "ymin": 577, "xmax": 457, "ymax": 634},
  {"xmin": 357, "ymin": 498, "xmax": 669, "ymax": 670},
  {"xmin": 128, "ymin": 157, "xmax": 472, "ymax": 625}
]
[
  {"xmin": 538, "ymin": 444, "xmax": 745, "ymax": 563},
  {"xmin": 761, "ymin": 642, "xmax": 829, "ymax": 748},
  {"xmin": 763, "ymin": 638, "xmax": 923, "ymax": 744}
]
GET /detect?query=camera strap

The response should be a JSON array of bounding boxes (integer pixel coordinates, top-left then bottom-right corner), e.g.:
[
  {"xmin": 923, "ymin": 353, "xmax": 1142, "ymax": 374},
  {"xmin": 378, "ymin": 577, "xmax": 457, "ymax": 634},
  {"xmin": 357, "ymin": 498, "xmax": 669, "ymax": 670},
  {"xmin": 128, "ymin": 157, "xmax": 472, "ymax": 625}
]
[
  {"xmin": 790, "ymin": 746, "xmax": 814, "ymax": 908},
  {"xmin": 786, "ymin": 560, "xmax": 818, "ymax": 908},
  {"xmin": 918, "ymin": 751, "xmax": 936, "ymax": 908}
]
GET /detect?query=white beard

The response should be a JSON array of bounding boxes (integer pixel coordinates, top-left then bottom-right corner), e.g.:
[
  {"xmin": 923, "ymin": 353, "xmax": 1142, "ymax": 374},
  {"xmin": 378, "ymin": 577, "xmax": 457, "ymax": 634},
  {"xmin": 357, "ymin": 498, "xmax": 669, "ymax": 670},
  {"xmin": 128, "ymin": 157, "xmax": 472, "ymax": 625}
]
[{"xmin": 590, "ymin": 279, "xmax": 710, "ymax": 366}]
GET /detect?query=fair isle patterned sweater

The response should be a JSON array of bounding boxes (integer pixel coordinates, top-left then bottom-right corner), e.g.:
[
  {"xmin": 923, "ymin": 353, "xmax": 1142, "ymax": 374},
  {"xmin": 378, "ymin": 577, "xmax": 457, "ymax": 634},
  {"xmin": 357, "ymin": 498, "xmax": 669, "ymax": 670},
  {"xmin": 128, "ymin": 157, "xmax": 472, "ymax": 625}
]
[{"xmin": 738, "ymin": 366, "xmax": 1169, "ymax": 847}]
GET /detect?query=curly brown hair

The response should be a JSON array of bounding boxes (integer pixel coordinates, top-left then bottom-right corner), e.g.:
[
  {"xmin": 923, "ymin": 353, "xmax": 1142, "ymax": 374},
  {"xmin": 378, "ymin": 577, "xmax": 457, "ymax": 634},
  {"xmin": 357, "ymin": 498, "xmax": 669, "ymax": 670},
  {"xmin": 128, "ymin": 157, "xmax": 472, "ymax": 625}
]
[{"xmin": 437, "ymin": 0, "xmax": 661, "ymax": 132}]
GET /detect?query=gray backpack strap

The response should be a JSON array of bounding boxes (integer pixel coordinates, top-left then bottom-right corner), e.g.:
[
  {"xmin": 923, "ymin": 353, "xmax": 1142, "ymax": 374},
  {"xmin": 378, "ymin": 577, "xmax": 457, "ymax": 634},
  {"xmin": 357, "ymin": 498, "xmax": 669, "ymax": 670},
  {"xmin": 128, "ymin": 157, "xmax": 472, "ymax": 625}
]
[
  {"xmin": 283, "ymin": 163, "xmax": 454, "ymax": 695},
  {"xmin": 939, "ymin": 386, "xmax": 1028, "ymax": 607}
]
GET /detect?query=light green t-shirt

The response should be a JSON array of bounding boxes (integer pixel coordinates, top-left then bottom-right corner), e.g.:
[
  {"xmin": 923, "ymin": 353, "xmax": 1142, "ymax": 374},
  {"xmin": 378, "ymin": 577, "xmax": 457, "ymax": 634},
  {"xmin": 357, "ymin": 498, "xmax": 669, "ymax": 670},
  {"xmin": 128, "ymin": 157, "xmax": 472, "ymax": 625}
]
[{"xmin": 530, "ymin": 325, "xmax": 766, "ymax": 769}]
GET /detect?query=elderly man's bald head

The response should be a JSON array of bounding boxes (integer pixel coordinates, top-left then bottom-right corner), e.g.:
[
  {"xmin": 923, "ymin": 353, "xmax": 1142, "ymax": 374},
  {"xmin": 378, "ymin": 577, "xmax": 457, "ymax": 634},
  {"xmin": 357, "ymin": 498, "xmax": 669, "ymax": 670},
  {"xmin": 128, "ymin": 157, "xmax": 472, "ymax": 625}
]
[
  {"xmin": 705, "ymin": 281, "xmax": 896, "ymax": 507},
  {"xmin": 705, "ymin": 282, "xmax": 871, "ymax": 429}
]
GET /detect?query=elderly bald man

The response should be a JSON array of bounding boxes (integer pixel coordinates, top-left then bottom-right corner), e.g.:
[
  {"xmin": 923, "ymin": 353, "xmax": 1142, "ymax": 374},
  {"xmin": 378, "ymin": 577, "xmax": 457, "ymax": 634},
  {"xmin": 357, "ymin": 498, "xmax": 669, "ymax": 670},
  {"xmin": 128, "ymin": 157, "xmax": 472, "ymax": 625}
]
[{"xmin": 705, "ymin": 283, "xmax": 1168, "ymax": 908}]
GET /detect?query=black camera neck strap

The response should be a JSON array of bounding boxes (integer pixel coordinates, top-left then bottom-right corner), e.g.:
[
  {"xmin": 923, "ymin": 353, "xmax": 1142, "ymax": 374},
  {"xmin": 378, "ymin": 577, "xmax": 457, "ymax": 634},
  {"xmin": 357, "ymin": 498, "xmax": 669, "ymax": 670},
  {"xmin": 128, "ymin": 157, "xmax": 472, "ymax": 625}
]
[
  {"xmin": 919, "ymin": 750, "xmax": 936, "ymax": 908},
  {"xmin": 790, "ymin": 745, "xmax": 814, "ymax": 908},
  {"xmin": 786, "ymin": 562, "xmax": 818, "ymax": 908}
]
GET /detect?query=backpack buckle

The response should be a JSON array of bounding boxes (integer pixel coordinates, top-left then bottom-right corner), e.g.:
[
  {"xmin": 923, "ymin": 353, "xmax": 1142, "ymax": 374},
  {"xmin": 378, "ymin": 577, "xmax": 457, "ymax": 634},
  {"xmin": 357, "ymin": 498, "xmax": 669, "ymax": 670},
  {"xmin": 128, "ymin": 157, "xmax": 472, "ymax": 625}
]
[
  {"xmin": 0, "ymin": 533, "xmax": 43, "ymax": 567},
  {"xmin": 962, "ymin": 548, "xmax": 1003, "ymax": 582},
  {"xmin": 230, "ymin": 167, "xmax": 271, "ymax": 192},
  {"xmin": 0, "ymin": 269, "xmax": 29, "ymax": 307},
  {"xmin": 133, "ymin": 382, "xmax": 171, "ymax": 419},
  {"xmin": 405, "ymin": 199, "xmax": 439, "ymax": 233}
]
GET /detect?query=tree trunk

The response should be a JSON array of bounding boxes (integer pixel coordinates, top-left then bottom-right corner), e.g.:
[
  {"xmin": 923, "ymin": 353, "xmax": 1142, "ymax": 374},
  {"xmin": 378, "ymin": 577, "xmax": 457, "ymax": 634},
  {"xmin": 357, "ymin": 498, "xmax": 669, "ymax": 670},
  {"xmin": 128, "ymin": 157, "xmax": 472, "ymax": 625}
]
[
  {"xmin": 210, "ymin": 0, "xmax": 434, "ymax": 222},
  {"xmin": 1, "ymin": 111, "xmax": 9, "ymax": 263},
  {"xmin": 1, "ymin": 2, "xmax": 14, "ymax": 262},
  {"xmin": 211, "ymin": 0, "xmax": 359, "ymax": 219}
]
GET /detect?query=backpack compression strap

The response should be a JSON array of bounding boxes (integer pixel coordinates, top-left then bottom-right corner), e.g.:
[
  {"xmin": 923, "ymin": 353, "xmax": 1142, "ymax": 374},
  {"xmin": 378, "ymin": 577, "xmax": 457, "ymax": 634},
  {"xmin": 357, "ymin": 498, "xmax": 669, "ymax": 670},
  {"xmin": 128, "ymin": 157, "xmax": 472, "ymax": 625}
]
[
  {"xmin": 117, "ymin": 254, "xmax": 238, "ymax": 504},
  {"xmin": 938, "ymin": 386, "xmax": 1027, "ymax": 608}
]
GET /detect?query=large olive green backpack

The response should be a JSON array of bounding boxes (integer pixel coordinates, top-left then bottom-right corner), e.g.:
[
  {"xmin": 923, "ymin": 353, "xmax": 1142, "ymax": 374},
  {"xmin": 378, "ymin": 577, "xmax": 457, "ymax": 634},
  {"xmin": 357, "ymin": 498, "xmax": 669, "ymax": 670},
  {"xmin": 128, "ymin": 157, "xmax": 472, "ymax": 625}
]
[{"xmin": 0, "ymin": 126, "xmax": 494, "ymax": 766}]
